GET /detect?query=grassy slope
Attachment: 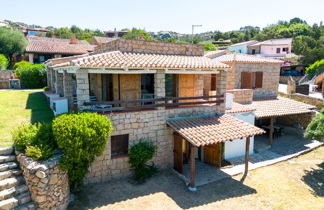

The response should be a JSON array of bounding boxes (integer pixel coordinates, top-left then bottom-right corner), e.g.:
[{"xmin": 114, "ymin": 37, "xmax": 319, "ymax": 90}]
[{"xmin": 0, "ymin": 91, "xmax": 53, "ymax": 147}]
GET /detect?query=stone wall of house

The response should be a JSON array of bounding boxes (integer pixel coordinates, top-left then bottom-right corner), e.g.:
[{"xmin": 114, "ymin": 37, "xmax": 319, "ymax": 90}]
[
  {"xmin": 94, "ymin": 39, "xmax": 205, "ymax": 56},
  {"xmin": 226, "ymin": 89, "xmax": 253, "ymax": 103},
  {"xmin": 231, "ymin": 63, "xmax": 281, "ymax": 97},
  {"xmin": 84, "ymin": 105, "xmax": 223, "ymax": 184},
  {"xmin": 279, "ymin": 76, "xmax": 304, "ymax": 84},
  {"xmin": 279, "ymin": 92, "xmax": 324, "ymax": 110},
  {"xmin": 16, "ymin": 152, "xmax": 69, "ymax": 209},
  {"xmin": 277, "ymin": 112, "xmax": 316, "ymax": 129}
]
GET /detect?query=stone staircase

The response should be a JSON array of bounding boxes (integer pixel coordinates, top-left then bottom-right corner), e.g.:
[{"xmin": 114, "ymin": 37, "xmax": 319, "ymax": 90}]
[{"xmin": 0, "ymin": 147, "xmax": 36, "ymax": 210}]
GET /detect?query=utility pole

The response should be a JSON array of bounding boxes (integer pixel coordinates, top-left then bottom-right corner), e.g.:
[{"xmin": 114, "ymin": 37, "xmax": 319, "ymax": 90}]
[{"xmin": 192, "ymin": 25, "xmax": 202, "ymax": 44}]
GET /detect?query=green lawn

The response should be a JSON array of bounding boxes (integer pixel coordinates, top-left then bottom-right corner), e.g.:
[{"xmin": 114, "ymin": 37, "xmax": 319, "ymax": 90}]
[{"xmin": 0, "ymin": 91, "xmax": 54, "ymax": 147}]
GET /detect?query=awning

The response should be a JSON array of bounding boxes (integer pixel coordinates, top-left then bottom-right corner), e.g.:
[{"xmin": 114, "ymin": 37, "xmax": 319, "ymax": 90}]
[
  {"xmin": 167, "ymin": 114, "xmax": 265, "ymax": 147},
  {"xmin": 250, "ymin": 97, "xmax": 315, "ymax": 119}
]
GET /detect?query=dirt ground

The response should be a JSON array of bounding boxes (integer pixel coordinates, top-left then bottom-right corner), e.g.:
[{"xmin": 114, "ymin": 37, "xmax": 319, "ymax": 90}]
[{"xmin": 69, "ymin": 146, "xmax": 324, "ymax": 210}]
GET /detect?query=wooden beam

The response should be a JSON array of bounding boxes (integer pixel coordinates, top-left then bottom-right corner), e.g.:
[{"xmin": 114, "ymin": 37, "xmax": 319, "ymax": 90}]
[
  {"xmin": 269, "ymin": 117, "xmax": 274, "ymax": 146},
  {"xmin": 244, "ymin": 136, "xmax": 250, "ymax": 176},
  {"xmin": 189, "ymin": 144, "xmax": 197, "ymax": 191}
]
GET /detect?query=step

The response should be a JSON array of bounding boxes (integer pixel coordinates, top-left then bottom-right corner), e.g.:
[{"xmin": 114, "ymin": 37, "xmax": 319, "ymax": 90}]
[
  {"xmin": 0, "ymin": 162, "xmax": 18, "ymax": 172},
  {"xmin": 0, "ymin": 197, "xmax": 19, "ymax": 210},
  {"xmin": 0, "ymin": 177, "xmax": 24, "ymax": 191},
  {"xmin": 0, "ymin": 148, "xmax": 13, "ymax": 156},
  {"xmin": 16, "ymin": 192, "xmax": 31, "ymax": 205},
  {"xmin": 0, "ymin": 185, "xmax": 28, "ymax": 201},
  {"xmin": 0, "ymin": 170, "xmax": 22, "ymax": 181},
  {"xmin": 15, "ymin": 201, "xmax": 36, "ymax": 210},
  {"xmin": 0, "ymin": 156, "xmax": 16, "ymax": 164}
]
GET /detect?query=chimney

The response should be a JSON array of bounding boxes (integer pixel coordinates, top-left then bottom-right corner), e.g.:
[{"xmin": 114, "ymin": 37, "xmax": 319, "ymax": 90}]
[
  {"xmin": 225, "ymin": 93, "xmax": 234, "ymax": 109},
  {"xmin": 70, "ymin": 37, "xmax": 78, "ymax": 44}
]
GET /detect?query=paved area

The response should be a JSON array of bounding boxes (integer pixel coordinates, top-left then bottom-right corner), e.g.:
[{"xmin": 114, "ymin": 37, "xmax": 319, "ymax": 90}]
[
  {"xmin": 279, "ymin": 84, "xmax": 323, "ymax": 99},
  {"xmin": 181, "ymin": 127, "xmax": 323, "ymax": 187}
]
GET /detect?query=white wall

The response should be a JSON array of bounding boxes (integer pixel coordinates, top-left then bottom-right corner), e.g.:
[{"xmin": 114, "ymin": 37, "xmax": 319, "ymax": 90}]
[{"xmin": 224, "ymin": 111, "xmax": 255, "ymax": 159}]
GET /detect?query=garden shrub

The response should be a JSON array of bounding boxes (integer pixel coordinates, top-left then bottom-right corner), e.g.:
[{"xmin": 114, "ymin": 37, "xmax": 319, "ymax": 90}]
[
  {"xmin": 14, "ymin": 61, "xmax": 47, "ymax": 88},
  {"xmin": 304, "ymin": 108, "xmax": 324, "ymax": 141},
  {"xmin": 12, "ymin": 123, "xmax": 57, "ymax": 160},
  {"xmin": 305, "ymin": 59, "xmax": 324, "ymax": 79},
  {"xmin": 0, "ymin": 54, "xmax": 8, "ymax": 70},
  {"xmin": 52, "ymin": 112, "xmax": 113, "ymax": 188},
  {"xmin": 128, "ymin": 141, "xmax": 157, "ymax": 182}
]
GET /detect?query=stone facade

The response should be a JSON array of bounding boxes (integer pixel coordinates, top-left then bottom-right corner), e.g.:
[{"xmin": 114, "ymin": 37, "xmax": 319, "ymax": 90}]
[
  {"xmin": 277, "ymin": 112, "xmax": 316, "ymax": 129},
  {"xmin": 226, "ymin": 89, "xmax": 253, "ymax": 103},
  {"xmin": 84, "ymin": 105, "xmax": 223, "ymax": 184},
  {"xmin": 16, "ymin": 152, "xmax": 69, "ymax": 209},
  {"xmin": 76, "ymin": 70, "xmax": 90, "ymax": 107},
  {"xmin": 227, "ymin": 63, "xmax": 281, "ymax": 97},
  {"xmin": 279, "ymin": 92, "xmax": 324, "ymax": 110},
  {"xmin": 63, "ymin": 71, "xmax": 73, "ymax": 109},
  {"xmin": 94, "ymin": 39, "xmax": 204, "ymax": 56},
  {"xmin": 56, "ymin": 72, "xmax": 64, "ymax": 96}
]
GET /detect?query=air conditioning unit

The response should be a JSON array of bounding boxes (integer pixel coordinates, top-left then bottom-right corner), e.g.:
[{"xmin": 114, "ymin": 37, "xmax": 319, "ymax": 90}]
[
  {"xmin": 46, "ymin": 94, "xmax": 60, "ymax": 108},
  {"xmin": 52, "ymin": 98, "xmax": 68, "ymax": 116}
]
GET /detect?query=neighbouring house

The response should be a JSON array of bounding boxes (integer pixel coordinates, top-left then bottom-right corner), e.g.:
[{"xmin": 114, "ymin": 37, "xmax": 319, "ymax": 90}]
[
  {"xmin": 279, "ymin": 64, "xmax": 306, "ymax": 84},
  {"xmin": 91, "ymin": 36, "xmax": 116, "ymax": 46},
  {"xmin": 23, "ymin": 28, "xmax": 50, "ymax": 37},
  {"xmin": 46, "ymin": 38, "xmax": 266, "ymax": 190},
  {"xmin": 105, "ymin": 29, "xmax": 129, "ymax": 38},
  {"xmin": 247, "ymin": 38, "xmax": 293, "ymax": 57},
  {"xmin": 22, "ymin": 35, "xmax": 96, "ymax": 64},
  {"xmin": 227, "ymin": 40, "xmax": 259, "ymax": 54},
  {"xmin": 212, "ymin": 53, "xmax": 283, "ymax": 100}
]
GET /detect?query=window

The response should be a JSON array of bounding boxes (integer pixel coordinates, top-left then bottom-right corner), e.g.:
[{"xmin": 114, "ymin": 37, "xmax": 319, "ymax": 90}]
[
  {"xmin": 111, "ymin": 134, "xmax": 129, "ymax": 158},
  {"xmin": 282, "ymin": 47, "xmax": 289, "ymax": 53},
  {"xmin": 276, "ymin": 48, "xmax": 281, "ymax": 54},
  {"xmin": 252, "ymin": 49, "xmax": 256, "ymax": 55},
  {"xmin": 241, "ymin": 72, "xmax": 263, "ymax": 89}
]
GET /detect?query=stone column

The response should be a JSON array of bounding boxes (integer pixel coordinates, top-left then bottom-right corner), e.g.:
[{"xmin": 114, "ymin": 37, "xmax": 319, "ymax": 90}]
[
  {"xmin": 46, "ymin": 68, "xmax": 52, "ymax": 91},
  {"xmin": 154, "ymin": 70, "xmax": 165, "ymax": 109},
  {"xmin": 56, "ymin": 72, "xmax": 64, "ymax": 96},
  {"xmin": 76, "ymin": 70, "xmax": 90, "ymax": 107},
  {"xmin": 215, "ymin": 70, "xmax": 227, "ymax": 113},
  {"xmin": 53, "ymin": 70, "xmax": 57, "ymax": 93},
  {"xmin": 63, "ymin": 71, "xmax": 73, "ymax": 110}
]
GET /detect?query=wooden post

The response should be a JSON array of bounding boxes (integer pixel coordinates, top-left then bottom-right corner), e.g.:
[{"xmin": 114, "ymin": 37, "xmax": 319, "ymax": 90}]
[
  {"xmin": 269, "ymin": 117, "xmax": 274, "ymax": 146},
  {"xmin": 244, "ymin": 136, "xmax": 250, "ymax": 176},
  {"xmin": 189, "ymin": 144, "xmax": 196, "ymax": 191}
]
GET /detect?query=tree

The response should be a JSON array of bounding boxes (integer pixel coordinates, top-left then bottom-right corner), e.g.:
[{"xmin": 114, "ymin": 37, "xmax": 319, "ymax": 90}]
[
  {"xmin": 53, "ymin": 28, "xmax": 73, "ymax": 39},
  {"xmin": 0, "ymin": 54, "xmax": 8, "ymax": 70},
  {"xmin": 123, "ymin": 28, "xmax": 151, "ymax": 40},
  {"xmin": 304, "ymin": 108, "xmax": 324, "ymax": 141},
  {"xmin": 290, "ymin": 17, "xmax": 307, "ymax": 25},
  {"xmin": 0, "ymin": 27, "xmax": 27, "ymax": 64},
  {"xmin": 293, "ymin": 35, "xmax": 324, "ymax": 65},
  {"xmin": 305, "ymin": 59, "xmax": 324, "ymax": 79}
]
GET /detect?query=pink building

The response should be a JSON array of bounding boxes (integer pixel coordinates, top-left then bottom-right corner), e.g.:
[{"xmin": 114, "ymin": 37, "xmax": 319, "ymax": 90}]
[{"xmin": 248, "ymin": 38, "xmax": 293, "ymax": 58}]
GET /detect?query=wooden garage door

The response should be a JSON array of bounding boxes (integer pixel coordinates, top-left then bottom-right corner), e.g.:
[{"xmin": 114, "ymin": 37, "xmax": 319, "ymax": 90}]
[{"xmin": 204, "ymin": 143, "xmax": 222, "ymax": 167}]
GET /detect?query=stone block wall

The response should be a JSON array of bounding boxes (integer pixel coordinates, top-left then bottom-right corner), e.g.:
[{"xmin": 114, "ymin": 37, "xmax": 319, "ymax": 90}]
[
  {"xmin": 63, "ymin": 71, "xmax": 73, "ymax": 110},
  {"xmin": 94, "ymin": 39, "xmax": 204, "ymax": 56},
  {"xmin": 84, "ymin": 105, "xmax": 223, "ymax": 184},
  {"xmin": 56, "ymin": 72, "xmax": 64, "ymax": 96},
  {"xmin": 279, "ymin": 92, "xmax": 324, "ymax": 110},
  {"xmin": 16, "ymin": 152, "xmax": 69, "ymax": 209},
  {"xmin": 76, "ymin": 70, "xmax": 90, "ymax": 107},
  {"xmin": 226, "ymin": 89, "xmax": 253, "ymax": 103},
  {"xmin": 230, "ymin": 63, "xmax": 281, "ymax": 97},
  {"xmin": 277, "ymin": 112, "xmax": 316, "ymax": 129}
]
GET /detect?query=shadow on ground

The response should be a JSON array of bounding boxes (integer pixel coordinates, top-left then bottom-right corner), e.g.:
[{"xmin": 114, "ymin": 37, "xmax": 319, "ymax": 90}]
[
  {"xmin": 302, "ymin": 162, "xmax": 324, "ymax": 197},
  {"xmin": 25, "ymin": 92, "xmax": 54, "ymax": 124},
  {"xmin": 68, "ymin": 170, "xmax": 256, "ymax": 210}
]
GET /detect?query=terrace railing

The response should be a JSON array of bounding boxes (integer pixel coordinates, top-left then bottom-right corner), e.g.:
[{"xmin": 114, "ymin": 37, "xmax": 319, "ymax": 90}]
[{"xmin": 84, "ymin": 94, "xmax": 224, "ymax": 113}]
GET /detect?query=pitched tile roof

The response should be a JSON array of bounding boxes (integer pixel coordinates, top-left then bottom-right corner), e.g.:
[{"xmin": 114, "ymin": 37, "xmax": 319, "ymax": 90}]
[
  {"xmin": 56, "ymin": 51, "xmax": 230, "ymax": 70},
  {"xmin": 26, "ymin": 35, "xmax": 96, "ymax": 54},
  {"xmin": 213, "ymin": 53, "xmax": 283, "ymax": 64},
  {"xmin": 247, "ymin": 97, "xmax": 315, "ymax": 119},
  {"xmin": 167, "ymin": 114, "xmax": 265, "ymax": 147},
  {"xmin": 250, "ymin": 38, "xmax": 292, "ymax": 46},
  {"xmin": 225, "ymin": 102, "xmax": 256, "ymax": 114},
  {"xmin": 92, "ymin": 36, "xmax": 117, "ymax": 45},
  {"xmin": 229, "ymin": 40, "xmax": 259, "ymax": 47},
  {"xmin": 204, "ymin": 50, "xmax": 227, "ymax": 59}
]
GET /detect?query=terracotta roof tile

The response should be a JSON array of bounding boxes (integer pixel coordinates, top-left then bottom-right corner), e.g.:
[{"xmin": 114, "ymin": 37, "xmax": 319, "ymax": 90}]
[
  {"xmin": 213, "ymin": 53, "xmax": 283, "ymax": 64},
  {"xmin": 246, "ymin": 97, "xmax": 315, "ymax": 118},
  {"xmin": 26, "ymin": 35, "xmax": 96, "ymax": 54},
  {"xmin": 225, "ymin": 102, "xmax": 256, "ymax": 114},
  {"xmin": 167, "ymin": 114, "xmax": 265, "ymax": 147},
  {"xmin": 68, "ymin": 51, "xmax": 229, "ymax": 70},
  {"xmin": 92, "ymin": 36, "xmax": 117, "ymax": 45}
]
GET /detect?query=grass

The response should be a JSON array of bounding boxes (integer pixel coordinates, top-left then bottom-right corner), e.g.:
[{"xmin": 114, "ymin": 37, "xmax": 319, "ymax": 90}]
[
  {"xmin": 0, "ymin": 91, "xmax": 53, "ymax": 147},
  {"xmin": 69, "ymin": 146, "xmax": 324, "ymax": 210}
]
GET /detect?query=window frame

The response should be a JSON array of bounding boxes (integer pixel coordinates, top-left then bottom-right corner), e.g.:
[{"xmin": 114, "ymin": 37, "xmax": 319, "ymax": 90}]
[{"xmin": 111, "ymin": 134, "xmax": 129, "ymax": 159}]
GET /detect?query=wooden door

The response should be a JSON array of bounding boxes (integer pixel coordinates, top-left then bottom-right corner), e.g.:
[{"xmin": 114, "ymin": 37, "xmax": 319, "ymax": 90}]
[
  {"xmin": 204, "ymin": 143, "xmax": 222, "ymax": 167},
  {"xmin": 178, "ymin": 74, "xmax": 195, "ymax": 104},
  {"xmin": 173, "ymin": 134, "xmax": 183, "ymax": 173},
  {"xmin": 119, "ymin": 74, "xmax": 141, "ymax": 106}
]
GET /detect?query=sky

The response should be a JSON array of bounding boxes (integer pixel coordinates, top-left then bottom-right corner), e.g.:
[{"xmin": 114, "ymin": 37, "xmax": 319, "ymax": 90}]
[{"xmin": 1, "ymin": 0, "xmax": 323, "ymax": 34}]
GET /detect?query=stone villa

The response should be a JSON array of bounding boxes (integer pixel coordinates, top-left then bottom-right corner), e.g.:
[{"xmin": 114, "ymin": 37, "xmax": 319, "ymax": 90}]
[{"xmin": 45, "ymin": 39, "xmax": 315, "ymax": 190}]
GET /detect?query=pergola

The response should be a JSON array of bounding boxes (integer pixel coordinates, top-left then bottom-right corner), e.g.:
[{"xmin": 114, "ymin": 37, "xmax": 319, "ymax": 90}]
[
  {"xmin": 167, "ymin": 114, "xmax": 265, "ymax": 191},
  {"xmin": 252, "ymin": 97, "xmax": 315, "ymax": 145}
]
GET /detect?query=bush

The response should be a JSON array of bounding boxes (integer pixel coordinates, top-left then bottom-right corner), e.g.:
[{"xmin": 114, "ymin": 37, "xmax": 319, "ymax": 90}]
[
  {"xmin": 128, "ymin": 141, "xmax": 157, "ymax": 182},
  {"xmin": 305, "ymin": 59, "xmax": 324, "ymax": 80},
  {"xmin": 52, "ymin": 112, "xmax": 113, "ymax": 187},
  {"xmin": 14, "ymin": 62, "xmax": 47, "ymax": 88},
  {"xmin": 304, "ymin": 108, "xmax": 324, "ymax": 141},
  {"xmin": 0, "ymin": 54, "xmax": 8, "ymax": 70},
  {"xmin": 12, "ymin": 123, "xmax": 57, "ymax": 160},
  {"xmin": 43, "ymin": 86, "xmax": 49, "ymax": 91},
  {"xmin": 13, "ymin": 61, "xmax": 31, "ymax": 71}
]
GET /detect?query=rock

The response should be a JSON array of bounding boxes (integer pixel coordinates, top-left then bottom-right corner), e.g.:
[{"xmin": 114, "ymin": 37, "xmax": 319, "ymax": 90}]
[
  {"xmin": 49, "ymin": 175, "xmax": 58, "ymax": 185},
  {"xmin": 34, "ymin": 195, "xmax": 46, "ymax": 203},
  {"xmin": 35, "ymin": 171, "xmax": 46, "ymax": 179}
]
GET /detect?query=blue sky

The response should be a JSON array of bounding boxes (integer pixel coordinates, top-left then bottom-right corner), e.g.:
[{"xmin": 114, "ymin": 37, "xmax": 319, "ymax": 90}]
[{"xmin": 1, "ymin": 0, "xmax": 323, "ymax": 33}]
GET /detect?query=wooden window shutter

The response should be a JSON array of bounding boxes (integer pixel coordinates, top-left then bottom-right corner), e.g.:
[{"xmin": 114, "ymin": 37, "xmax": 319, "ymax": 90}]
[
  {"xmin": 241, "ymin": 72, "xmax": 253, "ymax": 89},
  {"xmin": 255, "ymin": 72, "xmax": 263, "ymax": 88}
]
